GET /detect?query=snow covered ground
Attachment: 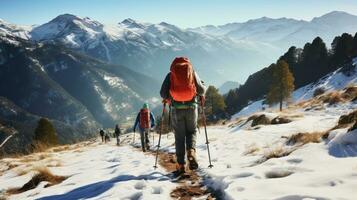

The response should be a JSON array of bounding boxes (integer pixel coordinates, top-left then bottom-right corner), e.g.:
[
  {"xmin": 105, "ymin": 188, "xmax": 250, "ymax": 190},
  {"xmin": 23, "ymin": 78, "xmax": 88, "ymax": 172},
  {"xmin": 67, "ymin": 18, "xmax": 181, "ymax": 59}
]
[
  {"xmin": 156, "ymin": 101, "xmax": 357, "ymax": 199},
  {"xmin": 0, "ymin": 139, "xmax": 177, "ymax": 200},
  {"xmin": 1, "ymin": 99, "xmax": 357, "ymax": 199}
]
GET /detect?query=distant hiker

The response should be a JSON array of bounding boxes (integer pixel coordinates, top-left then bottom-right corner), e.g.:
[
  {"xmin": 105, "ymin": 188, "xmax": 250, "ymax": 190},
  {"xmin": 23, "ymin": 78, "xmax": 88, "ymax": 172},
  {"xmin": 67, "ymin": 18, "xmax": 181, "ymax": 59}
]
[
  {"xmin": 100, "ymin": 129, "xmax": 105, "ymax": 142},
  {"xmin": 104, "ymin": 133, "xmax": 110, "ymax": 143},
  {"xmin": 133, "ymin": 103, "xmax": 155, "ymax": 152},
  {"xmin": 115, "ymin": 124, "xmax": 121, "ymax": 146},
  {"xmin": 160, "ymin": 57, "xmax": 206, "ymax": 176}
]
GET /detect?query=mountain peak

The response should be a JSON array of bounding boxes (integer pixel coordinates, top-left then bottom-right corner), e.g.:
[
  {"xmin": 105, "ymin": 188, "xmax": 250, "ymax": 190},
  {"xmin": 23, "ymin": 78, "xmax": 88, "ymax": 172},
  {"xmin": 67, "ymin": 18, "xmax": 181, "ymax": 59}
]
[
  {"xmin": 51, "ymin": 14, "xmax": 81, "ymax": 22},
  {"xmin": 120, "ymin": 18, "xmax": 145, "ymax": 29},
  {"xmin": 321, "ymin": 11, "xmax": 354, "ymax": 17},
  {"xmin": 311, "ymin": 11, "xmax": 357, "ymax": 24}
]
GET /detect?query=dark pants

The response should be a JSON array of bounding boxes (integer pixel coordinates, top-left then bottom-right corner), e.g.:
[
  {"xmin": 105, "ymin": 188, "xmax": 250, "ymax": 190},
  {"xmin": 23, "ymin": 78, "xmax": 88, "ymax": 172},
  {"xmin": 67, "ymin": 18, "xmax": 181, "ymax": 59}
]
[
  {"xmin": 171, "ymin": 107, "xmax": 198, "ymax": 164},
  {"xmin": 116, "ymin": 134, "xmax": 120, "ymax": 145},
  {"xmin": 139, "ymin": 128, "xmax": 150, "ymax": 151},
  {"xmin": 100, "ymin": 134, "xmax": 104, "ymax": 142}
]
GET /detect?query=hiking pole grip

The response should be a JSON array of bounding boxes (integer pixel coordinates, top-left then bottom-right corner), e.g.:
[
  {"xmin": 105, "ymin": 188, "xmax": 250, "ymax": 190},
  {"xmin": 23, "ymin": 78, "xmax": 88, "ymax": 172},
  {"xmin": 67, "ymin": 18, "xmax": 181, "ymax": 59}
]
[
  {"xmin": 200, "ymin": 96, "xmax": 213, "ymax": 168},
  {"xmin": 154, "ymin": 102, "xmax": 166, "ymax": 169}
]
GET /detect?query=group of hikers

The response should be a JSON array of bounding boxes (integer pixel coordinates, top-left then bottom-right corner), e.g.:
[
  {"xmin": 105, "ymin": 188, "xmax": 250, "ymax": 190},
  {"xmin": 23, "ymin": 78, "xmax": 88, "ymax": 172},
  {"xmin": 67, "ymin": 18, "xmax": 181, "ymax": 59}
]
[
  {"xmin": 99, "ymin": 124, "xmax": 122, "ymax": 145},
  {"xmin": 99, "ymin": 57, "xmax": 207, "ymax": 177}
]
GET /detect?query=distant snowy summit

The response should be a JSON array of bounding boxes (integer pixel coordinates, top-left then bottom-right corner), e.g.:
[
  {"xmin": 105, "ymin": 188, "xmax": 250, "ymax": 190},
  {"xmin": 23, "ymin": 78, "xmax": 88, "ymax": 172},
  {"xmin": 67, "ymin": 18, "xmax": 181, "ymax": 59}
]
[
  {"xmin": 1, "ymin": 11, "xmax": 357, "ymax": 85},
  {"xmin": 190, "ymin": 11, "xmax": 357, "ymax": 47}
]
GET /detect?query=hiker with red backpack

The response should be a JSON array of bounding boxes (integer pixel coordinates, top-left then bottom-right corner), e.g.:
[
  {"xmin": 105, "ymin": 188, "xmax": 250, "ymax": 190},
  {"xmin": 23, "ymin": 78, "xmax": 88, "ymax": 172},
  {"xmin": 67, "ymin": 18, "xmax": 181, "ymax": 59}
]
[
  {"xmin": 160, "ymin": 57, "xmax": 206, "ymax": 177},
  {"xmin": 133, "ymin": 103, "xmax": 156, "ymax": 152}
]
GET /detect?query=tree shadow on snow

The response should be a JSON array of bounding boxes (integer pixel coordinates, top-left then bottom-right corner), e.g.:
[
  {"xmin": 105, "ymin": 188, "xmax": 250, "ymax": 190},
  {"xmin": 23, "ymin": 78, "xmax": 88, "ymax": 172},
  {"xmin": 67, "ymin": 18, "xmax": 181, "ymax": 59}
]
[{"xmin": 36, "ymin": 171, "xmax": 169, "ymax": 200}]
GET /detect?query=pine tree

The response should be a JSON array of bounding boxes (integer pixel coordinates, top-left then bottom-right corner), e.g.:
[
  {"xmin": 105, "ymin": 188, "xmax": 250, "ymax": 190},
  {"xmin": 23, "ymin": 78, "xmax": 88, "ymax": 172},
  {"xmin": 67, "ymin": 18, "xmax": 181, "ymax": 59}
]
[
  {"xmin": 267, "ymin": 60, "xmax": 295, "ymax": 111},
  {"xmin": 205, "ymin": 86, "xmax": 226, "ymax": 120},
  {"xmin": 331, "ymin": 33, "xmax": 354, "ymax": 66},
  {"xmin": 225, "ymin": 89, "xmax": 239, "ymax": 115},
  {"xmin": 33, "ymin": 118, "xmax": 58, "ymax": 146}
]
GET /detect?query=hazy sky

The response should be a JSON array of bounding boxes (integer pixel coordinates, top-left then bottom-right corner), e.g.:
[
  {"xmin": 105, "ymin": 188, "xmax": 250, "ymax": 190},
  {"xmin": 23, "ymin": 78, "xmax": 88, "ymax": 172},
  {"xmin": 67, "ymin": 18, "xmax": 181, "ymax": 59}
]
[{"xmin": 1, "ymin": 0, "xmax": 357, "ymax": 28}]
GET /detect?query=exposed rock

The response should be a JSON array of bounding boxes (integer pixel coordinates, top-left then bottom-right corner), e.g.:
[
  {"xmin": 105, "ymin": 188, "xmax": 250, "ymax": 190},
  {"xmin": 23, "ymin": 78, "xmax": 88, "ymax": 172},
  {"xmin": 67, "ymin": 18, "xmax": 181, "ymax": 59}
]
[
  {"xmin": 251, "ymin": 114, "xmax": 271, "ymax": 127},
  {"xmin": 271, "ymin": 117, "xmax": 292, "ymax": 125}
]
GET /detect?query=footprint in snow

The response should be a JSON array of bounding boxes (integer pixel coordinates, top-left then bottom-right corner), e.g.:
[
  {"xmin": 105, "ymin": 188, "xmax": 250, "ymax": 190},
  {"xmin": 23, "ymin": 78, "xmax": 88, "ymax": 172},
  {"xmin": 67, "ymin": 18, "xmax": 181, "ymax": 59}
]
[
  {"xmin": 265, "ymin": 169, "xmax": 294, "ymax": 179},
  {"xmin": 231, "ymin": 172, "xmax": 254, "ymax": 179},
  {"xmin": 134, "ymin": 181, "xmax": 146, "ymax": 190},
  {"xmin": 286, "ymin": 158, "xmax": 303, "ymax": 164},
  {"xmin": 151, "ymin": 186, "xmax": 162, "ymax": 194},
  {"xmin": 128, "ymin": 192, "xmax": 143, "ymax": 200}
]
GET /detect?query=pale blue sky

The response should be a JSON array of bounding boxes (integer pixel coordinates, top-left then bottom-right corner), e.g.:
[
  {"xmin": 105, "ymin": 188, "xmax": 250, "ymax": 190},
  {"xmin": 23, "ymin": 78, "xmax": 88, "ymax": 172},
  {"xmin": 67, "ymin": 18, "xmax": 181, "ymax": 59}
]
[{"xmin": 1, "ymin": 0, "xmax": 357, "ymax": 27}]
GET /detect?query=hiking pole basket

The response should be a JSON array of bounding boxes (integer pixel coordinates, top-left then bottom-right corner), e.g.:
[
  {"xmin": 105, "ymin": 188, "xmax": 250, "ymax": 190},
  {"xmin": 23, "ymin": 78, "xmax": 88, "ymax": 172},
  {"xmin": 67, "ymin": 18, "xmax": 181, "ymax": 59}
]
[
  {"xmin": 200, "ymin": 97, "xmax": 213, "ymax": 168},
  {"xmin": 154, "ymin": 103, "xmax": 166, "ymax": 169}
]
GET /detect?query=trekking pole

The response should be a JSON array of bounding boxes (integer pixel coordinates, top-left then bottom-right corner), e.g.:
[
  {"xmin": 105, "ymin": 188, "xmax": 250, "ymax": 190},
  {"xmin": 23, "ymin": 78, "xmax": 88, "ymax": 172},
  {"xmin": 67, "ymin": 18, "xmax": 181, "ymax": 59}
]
[
  {"xmin": 152, "ymin": 130, "xmax": 155, "ymax": 147},
  {"xmin": 154, "ymin": 102, "xmax": 166, "ymax": 169},
  {"xmin": 133, "ymin": 131, "xmax": 135, "ymax": 144},
  {"xmin": 200, "ymin": 97, "xmax": 213, "ymax": 168}
]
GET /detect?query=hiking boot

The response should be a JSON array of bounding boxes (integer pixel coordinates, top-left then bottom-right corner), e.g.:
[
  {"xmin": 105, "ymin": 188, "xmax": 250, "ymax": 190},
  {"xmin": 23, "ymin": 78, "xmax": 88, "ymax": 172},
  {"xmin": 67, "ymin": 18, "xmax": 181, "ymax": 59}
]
[
  {"xmin": 146, "ymin": 143, "xmax": 150, "ymax": 151},
  {"xmin": 187, "ymin": 149, "xmax": 198, "ymax": 170},
  {"xmin": 172, "ymin": 164, "xmax": 185, "ymax": 177}
]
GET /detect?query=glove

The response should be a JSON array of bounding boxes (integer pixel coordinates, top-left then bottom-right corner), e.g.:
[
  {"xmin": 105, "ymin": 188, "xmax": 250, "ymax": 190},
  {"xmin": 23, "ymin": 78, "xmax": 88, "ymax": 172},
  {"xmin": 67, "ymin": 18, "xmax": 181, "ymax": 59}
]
[{"xmin": 162, "ymin": 98, "xmax": 171, "ymax": 105}]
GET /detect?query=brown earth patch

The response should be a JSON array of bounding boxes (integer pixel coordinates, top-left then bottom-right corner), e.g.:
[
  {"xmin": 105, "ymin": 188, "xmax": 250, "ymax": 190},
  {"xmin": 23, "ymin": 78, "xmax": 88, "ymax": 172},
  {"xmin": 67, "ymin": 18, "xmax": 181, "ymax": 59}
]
[
  {"xmin": 7, "ymin": 167, "xmax": 67, "ymax": 195},
  {"xmin": 129, "ymin": 143, "xmax": 215, "ymax": 200}
]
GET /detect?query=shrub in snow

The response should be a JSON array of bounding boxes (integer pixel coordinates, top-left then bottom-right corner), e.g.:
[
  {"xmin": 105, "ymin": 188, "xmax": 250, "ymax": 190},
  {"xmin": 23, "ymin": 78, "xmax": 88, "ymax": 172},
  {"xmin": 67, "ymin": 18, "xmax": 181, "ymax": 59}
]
[
  {"xmin": 341, "ymin": 85, "xmax": 357, "ymax": 100},
  {"xmin": 250, "ymin": 114, "xmax": 271, "ymax": 127},
  {"xmin": 286, "ymin": 132, "xmax": 327, "ymax": 145},
  {"xmin": 313, "ymin": 87, "xmax": 326, "ymax": 97},
  {"xmin": 336, "ymin": 109, "xmax": 357, "ymax": 129}
]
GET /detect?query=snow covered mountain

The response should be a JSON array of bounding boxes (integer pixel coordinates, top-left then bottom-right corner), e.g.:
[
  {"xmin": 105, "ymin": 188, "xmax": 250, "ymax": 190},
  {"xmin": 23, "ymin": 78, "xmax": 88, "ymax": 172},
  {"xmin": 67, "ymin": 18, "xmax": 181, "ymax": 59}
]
[
  {"xmin": 0, "ymin": 34, "xmax": 160, "ymax": 130},
  {"xmin": 218, "ymin": 81, "xmax": 240, "ymax": 95},
  {"xmin": 2, "ymin": 11, "xmax": 356, "ymax": 84},
  {"xmin": 0, "ymin": 19, "xmax": 30, "ymax": 39},
  {"xmin": 26, "ymin": 14, "xmax": 278, "ymax": 85},
  {"xmin": 191, "ymin": 11, "xmax": 357, "ymax": 48}
]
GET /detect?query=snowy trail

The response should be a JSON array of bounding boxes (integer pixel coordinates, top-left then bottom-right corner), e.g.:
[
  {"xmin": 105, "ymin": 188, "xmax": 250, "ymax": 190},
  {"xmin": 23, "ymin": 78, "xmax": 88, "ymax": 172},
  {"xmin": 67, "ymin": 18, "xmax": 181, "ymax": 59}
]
[{"xmin": 1, "ymin": 102, "xmax": 357, "ymax": 199}]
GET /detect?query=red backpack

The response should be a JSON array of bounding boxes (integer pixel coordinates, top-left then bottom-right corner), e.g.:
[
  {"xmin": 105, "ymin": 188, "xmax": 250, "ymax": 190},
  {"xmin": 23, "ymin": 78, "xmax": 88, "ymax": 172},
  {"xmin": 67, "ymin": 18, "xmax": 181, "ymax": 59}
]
[
  {"xmin": 139, "ymin": 109, "xmax": 150, "ymax": 129},
  {"xmin": 169, "ymin": 57, "xmax": 197, "ymax": 102}
]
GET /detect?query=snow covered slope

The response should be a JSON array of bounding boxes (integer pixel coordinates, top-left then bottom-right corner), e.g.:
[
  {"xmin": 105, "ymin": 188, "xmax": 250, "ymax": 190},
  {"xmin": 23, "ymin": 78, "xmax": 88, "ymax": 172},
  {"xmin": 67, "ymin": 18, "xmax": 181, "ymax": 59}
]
[
  {"xmin": 0, "ymin": 139, "xmax": 176, "ymax": 199},
  {"xmin": 2, "ymin": 97, "xmax": 356, "ymax": 199},
  {"xmin": 1, "ymin": 86, "xmax": 356, "ymax": 199},
  {"xmin": 234, "ymin": 57, "xmax": 357, "ymax": 119}
]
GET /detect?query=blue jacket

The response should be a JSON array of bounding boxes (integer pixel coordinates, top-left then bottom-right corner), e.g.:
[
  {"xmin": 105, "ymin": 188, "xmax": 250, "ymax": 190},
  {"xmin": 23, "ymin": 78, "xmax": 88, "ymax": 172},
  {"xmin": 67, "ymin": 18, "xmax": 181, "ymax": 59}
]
[{"xmin": 133, "ymin": 110, "xmax": 155, "ymax": 132}]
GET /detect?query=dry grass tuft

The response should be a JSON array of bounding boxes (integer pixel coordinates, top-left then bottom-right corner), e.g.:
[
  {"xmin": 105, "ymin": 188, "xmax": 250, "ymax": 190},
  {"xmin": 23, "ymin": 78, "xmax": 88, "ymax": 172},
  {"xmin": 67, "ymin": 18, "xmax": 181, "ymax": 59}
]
[
  {"xmin": 264, "ymin": 146, "xmax": 294, "ymax": 160},
  {"xmin": 320, "ymin": 91, "xmax": 344, "ymax": 105},
  {"xmin": 287, "ymin": 132, "xmax": 327, "ymax": 145},
  {"xmin": 334, "ymin": 109, "xmax": 357, "ymax": 130},
  {"xmin": 14, "ymin": 168, "xmax": 31, "ymax": 176},
  {"xmin": 243, "ymin": 144, "xmax": 261, "ymax": 155},
  {"xmin": 51, "ymin": 145, "xmax": 70, "ymax": 153},
  {"xmin": 341, "ymin": 85, "xmax": 357, "ymax": 100},
  {"xmin": 31, "ymin": 142, "xmax": 52, "ymax": 153},
  {"xmin": 7, "ymin": 167, "xmax": 67, "ymax": 194}
]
